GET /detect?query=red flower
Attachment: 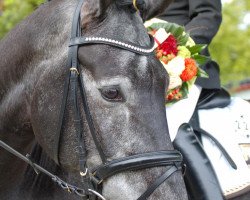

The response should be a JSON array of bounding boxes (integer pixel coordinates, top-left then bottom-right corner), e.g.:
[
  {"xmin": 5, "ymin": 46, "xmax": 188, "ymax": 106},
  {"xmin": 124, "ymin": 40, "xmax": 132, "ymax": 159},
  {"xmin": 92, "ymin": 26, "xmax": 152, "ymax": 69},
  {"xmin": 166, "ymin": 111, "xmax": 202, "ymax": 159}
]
[
  {"xmin": 158, "ymin": 34, "xmax": 178, "ymax": 56},
  {"xmin": 180, "ymin": 58, "xmax": 198, "ymax": 81}
]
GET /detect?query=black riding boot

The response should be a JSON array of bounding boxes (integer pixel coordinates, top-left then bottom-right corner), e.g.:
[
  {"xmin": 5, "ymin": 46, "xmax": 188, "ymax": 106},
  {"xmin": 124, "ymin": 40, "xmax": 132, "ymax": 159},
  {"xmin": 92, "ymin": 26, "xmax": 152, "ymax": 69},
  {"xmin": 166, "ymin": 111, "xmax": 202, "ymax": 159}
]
[{"xmin": 173, "ymin": 123, "xmax": 224, "ymax": 200}]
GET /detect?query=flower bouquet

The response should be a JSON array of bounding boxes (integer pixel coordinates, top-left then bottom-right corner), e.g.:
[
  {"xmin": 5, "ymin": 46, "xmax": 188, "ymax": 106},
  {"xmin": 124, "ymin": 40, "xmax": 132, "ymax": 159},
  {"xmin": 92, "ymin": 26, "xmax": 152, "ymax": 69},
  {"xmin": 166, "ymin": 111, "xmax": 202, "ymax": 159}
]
[{"xmin": 145, "ymin": 19, "xmax": 209, "ymax": 105}]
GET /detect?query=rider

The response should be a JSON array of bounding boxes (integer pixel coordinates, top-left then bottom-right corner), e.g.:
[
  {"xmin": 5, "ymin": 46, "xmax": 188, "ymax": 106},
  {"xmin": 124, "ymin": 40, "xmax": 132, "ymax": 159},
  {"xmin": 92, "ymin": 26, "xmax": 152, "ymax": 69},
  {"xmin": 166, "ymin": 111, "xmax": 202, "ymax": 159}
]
[
  {"xmin": 157, "ymin": 0, "xmax": 225, "ymax": 199},
  {"xmin": 158, "ymin": 0, "xmax": 223, "ymax": 140}
]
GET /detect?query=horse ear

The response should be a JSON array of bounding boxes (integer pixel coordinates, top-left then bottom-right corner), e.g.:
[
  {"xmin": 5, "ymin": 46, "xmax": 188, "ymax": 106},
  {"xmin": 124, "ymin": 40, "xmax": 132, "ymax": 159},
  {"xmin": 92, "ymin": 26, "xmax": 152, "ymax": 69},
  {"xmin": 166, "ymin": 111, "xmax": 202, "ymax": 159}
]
[
  {"xmin": 141, "ymin": 0, "xmax": 173, "ymax": 21},
  {"xmin": 80, "ymin": 0, "xmax": 111, "ymax": 29}
]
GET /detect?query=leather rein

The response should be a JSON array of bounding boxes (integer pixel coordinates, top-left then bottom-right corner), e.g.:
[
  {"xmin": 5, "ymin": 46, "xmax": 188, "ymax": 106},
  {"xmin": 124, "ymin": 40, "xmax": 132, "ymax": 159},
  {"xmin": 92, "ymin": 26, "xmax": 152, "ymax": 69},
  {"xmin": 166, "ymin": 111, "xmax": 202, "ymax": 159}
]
[{"xmin": 0, "ymin": 1, "xmax": 183, "ymax": 199}]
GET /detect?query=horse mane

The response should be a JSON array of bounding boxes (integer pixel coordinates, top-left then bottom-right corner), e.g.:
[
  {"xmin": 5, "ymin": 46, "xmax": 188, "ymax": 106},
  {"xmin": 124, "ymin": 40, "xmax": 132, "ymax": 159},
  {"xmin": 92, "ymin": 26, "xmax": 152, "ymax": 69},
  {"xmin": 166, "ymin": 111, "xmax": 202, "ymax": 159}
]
[{"xmin": 20, "ymin": 143, "xmax": 61, "ymax": 198}]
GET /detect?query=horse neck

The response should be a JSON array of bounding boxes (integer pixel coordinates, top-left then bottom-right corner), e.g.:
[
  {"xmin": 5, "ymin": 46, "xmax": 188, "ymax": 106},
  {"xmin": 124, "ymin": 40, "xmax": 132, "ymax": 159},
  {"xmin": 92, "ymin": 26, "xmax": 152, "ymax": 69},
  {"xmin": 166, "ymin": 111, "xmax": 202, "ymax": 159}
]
[
  {"xmin": 0, "ymin": 1, "xmax": 74, "ymax": 140},
  {"xmin": 0, "ymin": 19, "xmax": 36, "ymax": 190},
  {"xmin": 18, "ymin": 143, "xmax": 85, "ymax": 200},
  {"xmin": 0, "ymin": 2, "xmax": 74, "ymax": 194},
  {"xmin": 0, "ymin": 140, "xmax": 34, "ymax": 198},
  {"xmin": 0, "ymin": 1, "xmax": 75, "ymax": 101}
]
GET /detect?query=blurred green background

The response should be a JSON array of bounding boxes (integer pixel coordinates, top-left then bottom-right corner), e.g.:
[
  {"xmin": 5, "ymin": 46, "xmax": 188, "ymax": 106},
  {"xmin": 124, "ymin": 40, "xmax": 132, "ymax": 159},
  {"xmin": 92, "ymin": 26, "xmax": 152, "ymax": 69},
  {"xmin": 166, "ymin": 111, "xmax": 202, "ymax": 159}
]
[
  {"xmin": 0, "ymin": 0, "xmax": 249, "ymax": 98},
  {"xmin": 210, "ymin": 0, "xmax": 250, "ymax": 98},
  {"xmin": 0, "ymin": 0, "xmax": 44, "ymax": 38}
]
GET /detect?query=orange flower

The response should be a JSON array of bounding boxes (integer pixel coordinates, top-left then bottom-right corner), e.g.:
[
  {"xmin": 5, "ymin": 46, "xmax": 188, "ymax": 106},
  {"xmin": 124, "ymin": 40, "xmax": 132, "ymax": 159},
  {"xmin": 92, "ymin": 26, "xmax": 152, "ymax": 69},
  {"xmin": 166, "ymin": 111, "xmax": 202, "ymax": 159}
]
[{"xmin": 180, "ymin": 58, "xmax": 198, "ymax": 81}]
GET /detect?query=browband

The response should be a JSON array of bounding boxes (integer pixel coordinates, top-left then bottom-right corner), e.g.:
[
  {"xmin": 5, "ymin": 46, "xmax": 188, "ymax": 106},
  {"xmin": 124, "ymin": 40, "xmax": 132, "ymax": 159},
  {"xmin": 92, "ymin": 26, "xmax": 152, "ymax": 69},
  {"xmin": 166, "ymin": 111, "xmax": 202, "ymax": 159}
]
[{"xmin": 69, "ymin": 35, "xmax": 156, "ymax": 55}]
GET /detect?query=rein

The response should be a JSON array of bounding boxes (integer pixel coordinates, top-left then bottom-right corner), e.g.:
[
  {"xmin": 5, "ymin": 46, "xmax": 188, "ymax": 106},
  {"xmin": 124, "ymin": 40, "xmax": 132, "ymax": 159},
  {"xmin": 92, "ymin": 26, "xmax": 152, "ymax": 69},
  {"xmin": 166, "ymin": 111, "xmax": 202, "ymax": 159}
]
[
  {"xmin": 0, "ymin": 0, "xmax": 183, "ymax": 199},
  {"xmin": 0, "ymin": 140, "xmax": 182, "ymax": 200},
  {"xmin": 0, "ymin": 140, "xmax": 103, "ymax": 199}
]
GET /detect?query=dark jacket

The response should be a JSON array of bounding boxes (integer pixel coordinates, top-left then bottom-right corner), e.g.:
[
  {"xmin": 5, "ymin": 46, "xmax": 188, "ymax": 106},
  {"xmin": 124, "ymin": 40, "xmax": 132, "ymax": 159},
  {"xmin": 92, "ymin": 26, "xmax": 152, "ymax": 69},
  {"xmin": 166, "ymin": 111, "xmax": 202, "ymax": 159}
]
[{"xmin": 158, "ymin": 0, "xmax": 222, "ymax": 89}]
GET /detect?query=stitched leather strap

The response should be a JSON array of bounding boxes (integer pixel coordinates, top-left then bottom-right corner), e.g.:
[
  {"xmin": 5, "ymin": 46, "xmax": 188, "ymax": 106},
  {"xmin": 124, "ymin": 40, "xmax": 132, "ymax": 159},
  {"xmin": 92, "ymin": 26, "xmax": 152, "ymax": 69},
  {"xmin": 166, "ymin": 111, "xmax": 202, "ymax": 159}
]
[
  {"xmin": 174, "ymin": 123, "xmax": 224, "ymax": 200},
  {"xmin": 53, "ymin": 0, "xmax": 85, "ymax": 165},
  {"xmin": 195, "ymin": 127, "xmax": 237, "ymax": 169},
  {"xmin": 92, "ymin": 151, "xmax": 182, "ymax": 181},
  {"xmin": 78, "ymin": 71, "xmax": 107, "ymax": 164},
  {"xmin": 137, "ymin": 165, "xmax": 180, "ymax": 200}
]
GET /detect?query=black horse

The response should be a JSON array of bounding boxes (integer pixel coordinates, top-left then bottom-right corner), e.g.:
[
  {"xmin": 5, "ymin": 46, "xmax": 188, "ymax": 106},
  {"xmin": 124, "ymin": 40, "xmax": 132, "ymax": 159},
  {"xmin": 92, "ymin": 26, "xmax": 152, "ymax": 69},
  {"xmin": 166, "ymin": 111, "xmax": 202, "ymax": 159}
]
[{"xmin": 0, "ymin": 0, "xmax": 189, "ymax": 199}]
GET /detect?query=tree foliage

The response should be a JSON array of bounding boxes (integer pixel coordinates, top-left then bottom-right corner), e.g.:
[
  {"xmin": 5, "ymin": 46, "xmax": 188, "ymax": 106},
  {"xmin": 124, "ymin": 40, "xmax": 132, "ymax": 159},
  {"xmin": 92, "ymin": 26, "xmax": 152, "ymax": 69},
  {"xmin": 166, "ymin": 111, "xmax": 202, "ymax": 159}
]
[
  {"xmin": 0, "ymin": 0, "xmax": 43, "ymax": 39},
  {"xmin": 209, "ymin": 0, "xmax": 250, "ymax": 85}
]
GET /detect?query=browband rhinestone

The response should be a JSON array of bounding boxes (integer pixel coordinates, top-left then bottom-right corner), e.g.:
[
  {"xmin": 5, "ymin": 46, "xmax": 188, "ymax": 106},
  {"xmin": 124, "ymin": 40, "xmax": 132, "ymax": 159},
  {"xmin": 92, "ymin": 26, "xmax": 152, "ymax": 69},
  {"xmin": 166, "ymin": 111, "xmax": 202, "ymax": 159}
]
[
  {"xmin": 74, "ymin": 37, "xmax": 155, "ymax": 54},
  {"xmin": 69, "ymin": 37, "xmax": 155, "ymax": 54}
]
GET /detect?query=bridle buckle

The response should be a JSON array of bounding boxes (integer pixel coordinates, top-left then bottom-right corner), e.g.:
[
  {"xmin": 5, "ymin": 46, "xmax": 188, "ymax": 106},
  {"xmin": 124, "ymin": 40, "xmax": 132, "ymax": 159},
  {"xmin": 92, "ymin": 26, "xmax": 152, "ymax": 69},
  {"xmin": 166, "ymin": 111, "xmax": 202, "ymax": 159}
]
[
  {"xmin": 133, "ymin": 0, "xmax": 139, "ymax": 12},
  {"xmin": 80, "ymin": 168, "xmax": 88, "ymax": 177},
  {"xmin": 70, "ymin": 67, "xmax": 79, "ymax": 75}
]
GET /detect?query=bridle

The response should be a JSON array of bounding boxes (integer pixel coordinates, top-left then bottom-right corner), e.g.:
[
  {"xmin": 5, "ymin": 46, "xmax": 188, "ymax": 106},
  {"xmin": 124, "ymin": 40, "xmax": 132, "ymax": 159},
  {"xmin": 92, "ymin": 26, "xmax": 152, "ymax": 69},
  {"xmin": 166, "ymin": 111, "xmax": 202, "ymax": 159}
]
[{"xmin": 0, "ymin": 0, "xmax": 183, "ymax": 200}]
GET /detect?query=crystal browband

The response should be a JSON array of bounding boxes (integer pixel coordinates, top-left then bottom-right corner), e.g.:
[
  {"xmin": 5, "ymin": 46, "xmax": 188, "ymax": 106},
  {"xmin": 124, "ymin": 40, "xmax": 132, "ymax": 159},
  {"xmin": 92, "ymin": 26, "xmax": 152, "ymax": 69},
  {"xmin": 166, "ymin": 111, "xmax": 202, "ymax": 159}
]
[{"xmin": 69, "ymin": 35, "xmax": 155, "ymax": 55}]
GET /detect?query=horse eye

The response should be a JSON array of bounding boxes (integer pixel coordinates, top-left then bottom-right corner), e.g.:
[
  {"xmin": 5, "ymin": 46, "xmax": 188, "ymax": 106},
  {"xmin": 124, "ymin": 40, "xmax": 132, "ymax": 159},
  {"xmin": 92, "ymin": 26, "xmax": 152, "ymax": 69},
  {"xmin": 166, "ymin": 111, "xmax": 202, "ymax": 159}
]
[{"xmin": 100, "ymin": 87, "xmax": 123, "ymax": 102}]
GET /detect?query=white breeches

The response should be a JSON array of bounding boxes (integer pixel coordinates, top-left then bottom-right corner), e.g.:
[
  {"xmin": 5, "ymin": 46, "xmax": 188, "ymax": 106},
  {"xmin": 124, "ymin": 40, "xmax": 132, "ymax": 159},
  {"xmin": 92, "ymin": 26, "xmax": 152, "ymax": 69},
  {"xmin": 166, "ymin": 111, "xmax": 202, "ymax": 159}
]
[{"xmin": 166, "ymin": 84, "xmax": 202, "ymax": 141}]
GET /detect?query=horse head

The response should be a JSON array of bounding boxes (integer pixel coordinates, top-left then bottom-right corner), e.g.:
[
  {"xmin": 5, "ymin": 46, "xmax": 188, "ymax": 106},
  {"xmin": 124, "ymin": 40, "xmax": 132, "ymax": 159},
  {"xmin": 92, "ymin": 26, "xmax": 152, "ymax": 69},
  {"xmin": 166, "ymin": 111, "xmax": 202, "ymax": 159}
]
[{"xmin": 0, "ymin": 0, "xmax": 187, "ymax": 199}]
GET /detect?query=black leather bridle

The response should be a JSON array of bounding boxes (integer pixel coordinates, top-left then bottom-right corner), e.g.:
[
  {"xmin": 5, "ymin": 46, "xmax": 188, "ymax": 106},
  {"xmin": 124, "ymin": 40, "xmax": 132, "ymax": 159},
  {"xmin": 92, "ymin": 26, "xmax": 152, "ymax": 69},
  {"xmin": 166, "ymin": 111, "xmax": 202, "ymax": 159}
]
[{"xmin": 0, "ymin": 1, "xmax": 183, "ymax": 199}]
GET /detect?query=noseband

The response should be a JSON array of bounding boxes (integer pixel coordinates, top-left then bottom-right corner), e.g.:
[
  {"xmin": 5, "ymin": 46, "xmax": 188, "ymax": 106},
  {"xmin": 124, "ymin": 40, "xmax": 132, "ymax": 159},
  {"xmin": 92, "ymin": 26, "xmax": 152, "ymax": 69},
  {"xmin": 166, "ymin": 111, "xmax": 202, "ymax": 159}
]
[{"xmin": 0, "ymin": 0, "xmax": 183, "ymax": 200}]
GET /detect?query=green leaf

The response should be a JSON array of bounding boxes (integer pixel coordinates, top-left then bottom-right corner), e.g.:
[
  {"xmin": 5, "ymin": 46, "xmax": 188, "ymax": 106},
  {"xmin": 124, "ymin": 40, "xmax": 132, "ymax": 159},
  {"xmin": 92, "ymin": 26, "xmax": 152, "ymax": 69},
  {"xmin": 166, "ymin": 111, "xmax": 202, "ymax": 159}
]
[
  {"xmin": 197, "ymin": 68, "xmax": 209, "ymax": 78},
  {"xmin": 187, "ymin": 44, "xmax": 207, "ymax": 54},
  {"xmin": 178, "ymin": 34, "xmax": 189, "ymax": 46},
  {"xmin": 181, "ymin": 82, "xmax": 189, "ymax": 97},
  {"xmin": 192, "ymin": 54, "xmax": 210, "ymax": 65},
  {"xmin": 149, "ymin": 22, "xmax": 189, "ymax": 45},
  {"xmin": 173, "ymin": 26, "xmax": 185, "ymax": 38}
]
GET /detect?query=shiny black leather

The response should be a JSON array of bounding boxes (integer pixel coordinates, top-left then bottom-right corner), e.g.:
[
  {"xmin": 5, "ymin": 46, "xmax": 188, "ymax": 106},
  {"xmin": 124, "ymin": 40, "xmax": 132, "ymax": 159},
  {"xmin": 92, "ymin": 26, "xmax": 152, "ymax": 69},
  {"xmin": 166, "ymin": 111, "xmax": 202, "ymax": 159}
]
[
  {"xmin": 173, "ymin": 123, "xmax": 224, "ymax": 200},
  {"xmin": 197, "ymin": 88, "xmax": 231, "ymax": 110},
  {"xmin": 92, "ymin": 150, "xmax": 182, "ymax": 181}
]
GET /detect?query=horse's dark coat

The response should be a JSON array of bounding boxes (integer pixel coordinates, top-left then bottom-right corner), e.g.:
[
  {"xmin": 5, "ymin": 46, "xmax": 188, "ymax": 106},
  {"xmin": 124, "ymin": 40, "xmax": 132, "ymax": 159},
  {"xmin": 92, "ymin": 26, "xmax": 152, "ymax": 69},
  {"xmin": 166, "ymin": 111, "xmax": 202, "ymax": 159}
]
[{"xmin": 2, "ymin": 0, "xmax": 237, "ymax": 199}]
